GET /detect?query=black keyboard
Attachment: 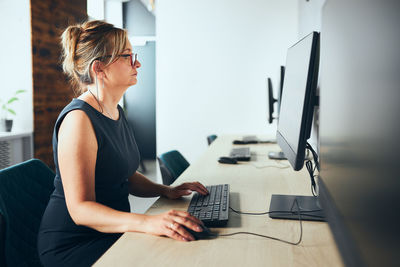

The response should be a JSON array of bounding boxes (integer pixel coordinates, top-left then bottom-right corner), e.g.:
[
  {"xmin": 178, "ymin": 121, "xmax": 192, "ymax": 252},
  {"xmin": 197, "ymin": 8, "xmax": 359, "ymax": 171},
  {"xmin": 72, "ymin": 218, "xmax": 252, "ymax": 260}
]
[{"xmin": 187, "ymin": 184, "xmax": 230, "ymax": 227}]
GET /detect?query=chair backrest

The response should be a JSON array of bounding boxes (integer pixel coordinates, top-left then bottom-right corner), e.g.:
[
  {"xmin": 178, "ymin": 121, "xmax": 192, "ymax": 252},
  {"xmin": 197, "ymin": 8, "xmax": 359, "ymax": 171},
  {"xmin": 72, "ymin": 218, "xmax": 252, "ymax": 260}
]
[
  {"xmin": 158, "ymin": 150, "xmax": 190, "ymax": 185},
  {"xmin": 157, "ymin": 157, "xmax": 174, "ymax": 186},
  {"xmin": 0, "ymin": 159, "xmax": 55, "ymax": 267},
  {"xmin": 207, "ymin": 135, "xmax": 217, "ymax": 145}
]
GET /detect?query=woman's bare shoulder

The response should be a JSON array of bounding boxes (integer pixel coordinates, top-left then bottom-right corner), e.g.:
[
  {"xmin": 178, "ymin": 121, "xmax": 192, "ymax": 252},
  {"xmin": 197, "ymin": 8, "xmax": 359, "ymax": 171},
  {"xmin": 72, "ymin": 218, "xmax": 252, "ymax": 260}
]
[{"xmin": 58, "ymin": 109, "xmax": 97, "ymax": 148}]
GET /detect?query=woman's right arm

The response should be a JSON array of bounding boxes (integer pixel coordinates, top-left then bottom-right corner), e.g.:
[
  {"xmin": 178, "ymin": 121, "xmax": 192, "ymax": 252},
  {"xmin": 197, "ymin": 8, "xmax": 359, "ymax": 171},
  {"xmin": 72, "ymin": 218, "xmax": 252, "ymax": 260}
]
[{"xmin": 57, "ymin": 110, "xmax": 202, "ymax": 241}]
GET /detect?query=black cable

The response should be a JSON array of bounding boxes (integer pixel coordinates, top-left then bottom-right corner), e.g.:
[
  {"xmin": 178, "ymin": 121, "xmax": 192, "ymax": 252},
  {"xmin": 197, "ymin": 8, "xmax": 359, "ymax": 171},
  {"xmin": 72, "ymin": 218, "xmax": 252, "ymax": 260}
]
[
  {"xmin": 229, "ymin": 206, "xmax": 269, "ymax": 215},
  {"xmin": 229, "ymin": 206, "xmax": 323, "ymax": 218},
  {"xmin": 306, "ymin": 143, "xmax": 320, "ymax": 171},
  {"xmin": 217, "ymin": 199, "xmax": 303, "ymax": 245},
  {"xmin": 305, "ymin": 142, "xmax": 320, "ymax": 197},
  {"xmin": 305, "ymin": 159, "xmax": 317, "ymax": 197},
  {"xmin": 217, "ymin": 231, "xmax": 302, "ymax": 245}
]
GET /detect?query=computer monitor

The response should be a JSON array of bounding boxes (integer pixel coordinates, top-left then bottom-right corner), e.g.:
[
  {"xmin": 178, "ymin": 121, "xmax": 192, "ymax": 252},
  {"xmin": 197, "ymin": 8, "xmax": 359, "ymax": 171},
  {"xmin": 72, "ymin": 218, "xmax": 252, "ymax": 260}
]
[
  {"xmin": 276, "ymin": 32, "xmax": 319, "ymax": 171},
  {"xmin": 268, "ymin": 31, "xmax": 322, "ymax": 221},
  {"xmin": 267, "ymin": 78, "xmax": 277, "ymax": 124},
  {"xmin": 268, "ymin": 66, "xmax": 287, "ymax": 160},
  {"xmin": 267, "ymin": 67, "xmax": 285, "ymax": 125}
]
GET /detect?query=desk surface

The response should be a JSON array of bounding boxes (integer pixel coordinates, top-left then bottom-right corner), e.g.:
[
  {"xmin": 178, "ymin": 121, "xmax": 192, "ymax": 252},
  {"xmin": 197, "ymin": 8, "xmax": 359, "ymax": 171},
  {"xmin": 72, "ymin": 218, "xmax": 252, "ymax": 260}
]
[{"xmin": 94, "ymin": 135, "xmax": 343, "ymax": 267}]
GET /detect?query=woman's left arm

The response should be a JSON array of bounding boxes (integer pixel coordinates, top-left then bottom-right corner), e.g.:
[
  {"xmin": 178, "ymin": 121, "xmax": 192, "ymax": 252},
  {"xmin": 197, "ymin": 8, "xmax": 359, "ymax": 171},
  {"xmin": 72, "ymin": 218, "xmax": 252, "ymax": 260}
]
[{"xmin": 128, "ymin": 172, "xmax": 208, "ymax": 199}]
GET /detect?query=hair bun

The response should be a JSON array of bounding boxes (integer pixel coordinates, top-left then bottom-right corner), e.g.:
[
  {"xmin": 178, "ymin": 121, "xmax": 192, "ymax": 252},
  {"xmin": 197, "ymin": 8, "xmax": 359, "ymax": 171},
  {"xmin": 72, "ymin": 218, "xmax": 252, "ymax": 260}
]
[{"xmin": 60, "ymin": 20, "xmax": 127, "ymax": 94}]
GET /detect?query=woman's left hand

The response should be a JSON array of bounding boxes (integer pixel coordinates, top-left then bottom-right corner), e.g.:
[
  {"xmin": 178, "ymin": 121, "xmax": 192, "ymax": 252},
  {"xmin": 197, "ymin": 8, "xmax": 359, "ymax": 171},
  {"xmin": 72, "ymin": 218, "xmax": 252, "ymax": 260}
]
[{"xmin": 163, "ymin": 182, "xmax": 209, "ymax": 200}]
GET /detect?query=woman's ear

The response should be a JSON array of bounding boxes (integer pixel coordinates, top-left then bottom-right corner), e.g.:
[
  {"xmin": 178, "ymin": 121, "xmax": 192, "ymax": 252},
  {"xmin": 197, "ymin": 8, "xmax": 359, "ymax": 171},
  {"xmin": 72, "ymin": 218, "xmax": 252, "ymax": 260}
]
[{"xmin": 91, "ymin": 60, "xmax": 105, "ymax": 79}]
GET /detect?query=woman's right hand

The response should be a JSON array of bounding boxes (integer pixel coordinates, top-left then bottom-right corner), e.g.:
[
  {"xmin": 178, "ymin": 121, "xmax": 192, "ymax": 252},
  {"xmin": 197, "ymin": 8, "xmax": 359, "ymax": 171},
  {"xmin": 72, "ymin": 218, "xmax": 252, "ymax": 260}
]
[{"xmin": 143, "ymin": 210, "xmax": 204, "ymax": 242}]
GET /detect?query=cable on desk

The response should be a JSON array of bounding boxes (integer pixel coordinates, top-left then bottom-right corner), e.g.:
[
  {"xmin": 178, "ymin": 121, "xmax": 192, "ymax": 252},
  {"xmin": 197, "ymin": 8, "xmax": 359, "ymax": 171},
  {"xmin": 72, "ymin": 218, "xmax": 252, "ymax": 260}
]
[
  {"xmin": 273, "ymin": 160, "xmax": 291, "ymax": 167},
  {"xmin": 229, "ymin": 206, "xmax": 323, "ymax": 217},
  {"xmin": 245, "ymin": 162, "xmax": 290, "ymax": 169},
  {"xmin": 218, "ymin": 199, "xmax": 303, "ymax": 245}
]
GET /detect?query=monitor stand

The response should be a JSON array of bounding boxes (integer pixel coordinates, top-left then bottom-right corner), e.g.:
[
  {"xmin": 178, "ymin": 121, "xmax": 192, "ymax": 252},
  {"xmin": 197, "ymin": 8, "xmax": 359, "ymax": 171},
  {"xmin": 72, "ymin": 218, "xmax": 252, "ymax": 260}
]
[
  {"xmin": 268, "ymin": 194, "xmax": 325, "ymax": 222},
  {"xmin": 268, "ymin": 151, "xmax": 287, "ymax": 160}
]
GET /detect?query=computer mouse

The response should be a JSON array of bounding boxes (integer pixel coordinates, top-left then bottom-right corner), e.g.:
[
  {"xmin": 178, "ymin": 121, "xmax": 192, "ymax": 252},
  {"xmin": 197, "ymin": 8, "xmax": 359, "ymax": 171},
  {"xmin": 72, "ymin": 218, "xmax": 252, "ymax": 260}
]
[
  {"xmin": 218, "ymin": 157, "xmax": 238, "ymax": 164},
  {"xmin": 233, "ymin": 140, "xmax": 258, "ymax": 144},
  {"xmin": 184, "ymin": 225, "xmax": 217, "ymax": 240}
]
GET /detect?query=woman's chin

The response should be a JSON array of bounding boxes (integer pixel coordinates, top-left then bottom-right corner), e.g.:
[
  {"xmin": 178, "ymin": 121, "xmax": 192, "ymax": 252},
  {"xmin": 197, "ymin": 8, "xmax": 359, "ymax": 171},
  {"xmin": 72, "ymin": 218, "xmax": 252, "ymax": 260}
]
[{"xmin": 128, "ymin": 79, "xmax": 137, "ymax": 86}]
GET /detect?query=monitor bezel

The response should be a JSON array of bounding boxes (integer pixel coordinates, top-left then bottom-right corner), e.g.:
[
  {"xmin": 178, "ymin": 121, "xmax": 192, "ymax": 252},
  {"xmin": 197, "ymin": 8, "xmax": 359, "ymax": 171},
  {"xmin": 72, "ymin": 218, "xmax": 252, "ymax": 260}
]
[
  {"xmin": 267, "ymin": 77, "xmax": 276, "ymax": 124},
  {"xmin": 277, "ymin": 65, "xmax": 285, "ymax": 116},
  {"xmin": 276, "ymin": 31, "xmax": 320, "ymax": 171}
]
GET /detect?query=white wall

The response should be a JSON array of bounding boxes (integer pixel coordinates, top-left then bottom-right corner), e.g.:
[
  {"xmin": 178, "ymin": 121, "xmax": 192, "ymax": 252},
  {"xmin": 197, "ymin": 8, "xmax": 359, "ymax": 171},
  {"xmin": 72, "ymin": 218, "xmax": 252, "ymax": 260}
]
[
  {"xmin": 156, "ymin": 0, "xmax": 298, "ymax": 162},
  {"xmin": 88, "ymin": 0, "xmax": 105, "ymax": 20},
  {"xmin": 0, "ymin": 0, "xmax": 33, "ymax": 132},
  {"xmin": 298, "ymin": 0, "xmax": 326, "ymax": 153},
  {"xmin": 298, "ymin": 0, "xmax": 326, "ymax": 38},
  {"xmin": 105, "ymin": 1, "xmax": 123, "ymax": 28}
]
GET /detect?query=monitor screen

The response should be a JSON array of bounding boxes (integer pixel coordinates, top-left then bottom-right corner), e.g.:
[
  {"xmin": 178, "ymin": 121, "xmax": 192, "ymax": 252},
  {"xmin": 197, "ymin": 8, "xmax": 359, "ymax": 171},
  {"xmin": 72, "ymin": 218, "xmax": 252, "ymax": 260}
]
[{"xmin": 277, "ymin": 32, "xmax": 319, "ymax": 171}]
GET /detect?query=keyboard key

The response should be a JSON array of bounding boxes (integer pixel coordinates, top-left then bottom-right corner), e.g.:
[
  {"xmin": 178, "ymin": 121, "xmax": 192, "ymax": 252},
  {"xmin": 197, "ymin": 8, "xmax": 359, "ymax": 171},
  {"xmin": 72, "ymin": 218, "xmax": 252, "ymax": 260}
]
[
  {"xmin": 187, "ymin": 184, "xmax": 229, "ymax": 226},
  {"xmin": 209, "ymin": 187, "xmax": 216, "ymax": 205},
  {"xmin": 202, "ymin": 195, "xmax": 210, "ymax": 206}
]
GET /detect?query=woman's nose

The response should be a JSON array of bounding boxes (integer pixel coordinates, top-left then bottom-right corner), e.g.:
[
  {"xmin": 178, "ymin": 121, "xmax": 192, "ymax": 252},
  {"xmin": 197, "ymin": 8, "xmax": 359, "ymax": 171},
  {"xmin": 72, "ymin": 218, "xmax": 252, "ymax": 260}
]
[{"xmin": 133, "ymin": 60, "xmax": 141, "ymax": 69}]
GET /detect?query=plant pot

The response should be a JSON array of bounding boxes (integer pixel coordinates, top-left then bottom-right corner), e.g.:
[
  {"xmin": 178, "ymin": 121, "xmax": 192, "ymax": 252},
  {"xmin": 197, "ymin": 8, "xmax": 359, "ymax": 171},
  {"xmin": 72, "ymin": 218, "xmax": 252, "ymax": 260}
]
[{"xmin": 5, "ymin": 119, "xmax": 13, "ymax": 132}]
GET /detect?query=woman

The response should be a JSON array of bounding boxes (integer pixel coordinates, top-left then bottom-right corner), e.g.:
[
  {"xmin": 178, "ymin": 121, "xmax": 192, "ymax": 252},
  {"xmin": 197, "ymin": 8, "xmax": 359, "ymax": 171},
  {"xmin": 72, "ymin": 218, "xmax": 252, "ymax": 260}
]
[{"xmin": 37, "ymin": 20, "xmax": 208, "ymax": 267}]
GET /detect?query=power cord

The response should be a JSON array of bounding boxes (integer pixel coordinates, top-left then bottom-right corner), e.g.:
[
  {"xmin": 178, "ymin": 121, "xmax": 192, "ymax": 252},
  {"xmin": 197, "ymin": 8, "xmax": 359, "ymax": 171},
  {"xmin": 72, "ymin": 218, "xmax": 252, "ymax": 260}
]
[
  {"xmin": 305, "ymin": 143, "xmax": 320, "ymax": 197},
  {"xmin": 229, "ymin": 206, "xmax": 323, "ymax": 218},
  {"xmin": 214, "ymin": 199, "xmax": 303, "ymax": 245},
  {"xmin": 305, "ymin": 160, "xmax": 318, "ymax": 196},
  {"xmin": 305, "ymin": 143, "xmax": 320, "ymax": 171}
]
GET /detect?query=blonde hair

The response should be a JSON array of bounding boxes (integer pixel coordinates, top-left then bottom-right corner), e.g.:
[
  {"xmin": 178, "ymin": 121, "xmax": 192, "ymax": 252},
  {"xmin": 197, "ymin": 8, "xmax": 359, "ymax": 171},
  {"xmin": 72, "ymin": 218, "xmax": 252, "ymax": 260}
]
[{"xmin": 60, "ymin": 20, "xmax": 127, "ymax": 94}]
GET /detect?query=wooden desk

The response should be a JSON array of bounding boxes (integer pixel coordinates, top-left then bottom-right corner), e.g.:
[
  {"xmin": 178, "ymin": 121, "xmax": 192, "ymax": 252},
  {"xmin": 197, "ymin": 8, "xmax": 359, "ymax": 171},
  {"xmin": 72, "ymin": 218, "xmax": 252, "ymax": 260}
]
[{"xmin": 94, "ymin": 135, "xmax": 343, "ymax": 267}]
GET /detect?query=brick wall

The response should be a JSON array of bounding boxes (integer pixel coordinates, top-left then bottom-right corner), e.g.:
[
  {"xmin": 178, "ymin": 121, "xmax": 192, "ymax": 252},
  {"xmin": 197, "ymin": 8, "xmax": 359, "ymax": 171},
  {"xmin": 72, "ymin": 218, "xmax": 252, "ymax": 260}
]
[{"xmin": 31, "ymin": 0, "xmax": 87, "ymax": 169}]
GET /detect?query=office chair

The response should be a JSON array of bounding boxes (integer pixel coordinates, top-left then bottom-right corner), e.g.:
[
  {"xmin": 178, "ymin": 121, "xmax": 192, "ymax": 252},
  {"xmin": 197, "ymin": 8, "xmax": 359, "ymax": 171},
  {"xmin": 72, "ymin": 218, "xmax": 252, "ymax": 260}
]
[
  {"xmin": 0, "ymin": 159, "xmax": 55, "ymax": 267},
  {"xmin": 207, "ymin": 134, "xmax": 217, "ymax": 145},
  {"xmin": 157, "ymin": 150, "xmax": 190, "ymax": 185}
]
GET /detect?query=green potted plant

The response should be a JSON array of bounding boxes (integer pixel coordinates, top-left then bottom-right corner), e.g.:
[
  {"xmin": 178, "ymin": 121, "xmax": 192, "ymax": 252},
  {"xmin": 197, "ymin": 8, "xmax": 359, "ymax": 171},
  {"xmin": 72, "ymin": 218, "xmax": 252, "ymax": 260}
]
[{"xmin": 0, "ymin": 89, "xmax": 26, "ymax": 132}]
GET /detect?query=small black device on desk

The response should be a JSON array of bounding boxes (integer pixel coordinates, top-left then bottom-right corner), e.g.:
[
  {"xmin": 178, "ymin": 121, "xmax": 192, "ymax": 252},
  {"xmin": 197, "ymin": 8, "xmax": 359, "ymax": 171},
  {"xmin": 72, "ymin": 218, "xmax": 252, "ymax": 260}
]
[
  {"xmin": 232, "ymin": 140, "xmax": 258, "ymax": 144},
  {"xmin": 233, "ymin": 135, "xmax": 275, "ymax": 145},
  {"xmin": 187, "ymin": 184, "xmax": 230, "ymax": 227},
  {"xmin": 218, "ymin": 157, "xmax": 237, "ymax": 164},
  {"xmin": 229, "ymin": 147, "xmax": 251, "ymax": 161},
  {"xmin": 183, "ymin": 225, "xmax": 216, "ymax": 240}
]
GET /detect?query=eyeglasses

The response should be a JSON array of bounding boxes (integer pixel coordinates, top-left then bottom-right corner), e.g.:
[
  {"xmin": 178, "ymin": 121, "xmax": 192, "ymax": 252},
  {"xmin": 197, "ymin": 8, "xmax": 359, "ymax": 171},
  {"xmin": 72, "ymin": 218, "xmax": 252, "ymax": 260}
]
[
  {"xmin": 118, "ymin": 53, "xmax": 137, "ymax": 67},
  {"xmin": 96, "ymin": 53, "xmax": 138, "ymax": 67}
]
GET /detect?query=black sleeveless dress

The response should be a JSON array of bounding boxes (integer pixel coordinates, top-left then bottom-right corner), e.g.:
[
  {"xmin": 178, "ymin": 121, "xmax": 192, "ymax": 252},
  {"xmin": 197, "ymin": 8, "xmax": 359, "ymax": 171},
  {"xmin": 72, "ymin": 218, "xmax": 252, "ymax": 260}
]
[{"xmin": 38, "ymin": 99, "xmax": 140, "ymax": 267}]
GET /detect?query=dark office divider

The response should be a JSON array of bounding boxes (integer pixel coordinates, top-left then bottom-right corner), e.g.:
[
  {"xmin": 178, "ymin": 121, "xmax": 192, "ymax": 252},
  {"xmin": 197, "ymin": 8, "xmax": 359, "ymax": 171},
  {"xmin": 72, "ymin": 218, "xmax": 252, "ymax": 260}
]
[
  {"xmin": 124, "ymin": 41, "xmax": 156, "ymax": 159},
  {"xmin": 319, "ymin": 0, "xmax": 400, "ymax": 266}
]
